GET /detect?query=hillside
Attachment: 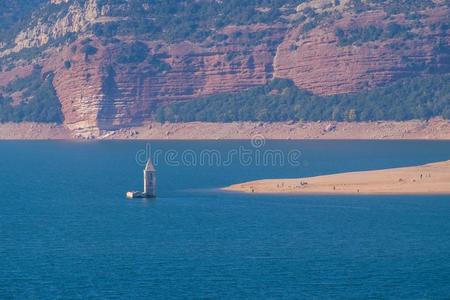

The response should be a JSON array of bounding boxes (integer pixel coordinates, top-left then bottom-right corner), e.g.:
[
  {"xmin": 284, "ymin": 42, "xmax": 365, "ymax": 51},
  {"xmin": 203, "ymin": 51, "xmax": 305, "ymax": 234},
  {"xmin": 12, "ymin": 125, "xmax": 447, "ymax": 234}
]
[{"xmin": 0, "ymin": 0, "xmax": 449, "ymax": 134}]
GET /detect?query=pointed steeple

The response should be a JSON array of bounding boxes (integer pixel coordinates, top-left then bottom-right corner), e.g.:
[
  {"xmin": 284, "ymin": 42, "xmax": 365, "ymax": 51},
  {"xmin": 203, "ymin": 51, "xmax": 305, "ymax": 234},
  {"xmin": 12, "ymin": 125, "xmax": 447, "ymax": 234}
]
[
  {"xmin": 145, "ymin": 159, "xmax": 155, "ymax": 172},
  {"xmin": 127, "ymin": 158, "xmax": 156, "ymax": 199}
]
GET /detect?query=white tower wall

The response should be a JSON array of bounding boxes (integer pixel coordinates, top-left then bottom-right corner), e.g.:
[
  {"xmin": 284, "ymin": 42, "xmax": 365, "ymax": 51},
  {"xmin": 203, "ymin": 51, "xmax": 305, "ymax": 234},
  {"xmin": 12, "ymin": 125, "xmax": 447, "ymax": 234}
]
[{"xmin": 143, "ymin": 159, "xmax": 156, "ymax": 197}]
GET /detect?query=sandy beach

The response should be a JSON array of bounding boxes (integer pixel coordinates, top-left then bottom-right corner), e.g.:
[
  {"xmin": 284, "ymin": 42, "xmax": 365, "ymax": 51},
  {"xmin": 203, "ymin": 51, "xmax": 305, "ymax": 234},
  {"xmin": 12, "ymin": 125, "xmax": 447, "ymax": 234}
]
[{"xmin": 223, "ymin": 160, "xmax": 450, "ymax": 195}]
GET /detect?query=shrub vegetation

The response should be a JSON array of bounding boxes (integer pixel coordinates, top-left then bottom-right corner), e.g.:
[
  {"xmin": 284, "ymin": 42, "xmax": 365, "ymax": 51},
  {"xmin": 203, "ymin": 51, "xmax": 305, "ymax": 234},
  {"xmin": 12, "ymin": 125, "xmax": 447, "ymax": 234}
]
[
  {"xmin": 0, "ymin": 65, "xmax": 64, "ymax": 123},
  {"xmin": 153, "ymin": 75, "xmax": 450, "ymax": 123}
]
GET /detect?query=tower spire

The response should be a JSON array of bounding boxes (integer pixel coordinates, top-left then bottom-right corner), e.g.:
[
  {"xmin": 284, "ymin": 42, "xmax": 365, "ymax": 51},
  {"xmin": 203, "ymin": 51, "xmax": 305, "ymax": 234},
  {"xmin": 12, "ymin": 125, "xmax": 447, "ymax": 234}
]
[
  {"xmin": 126, "ymin": 158, "xmax": 156, "ymax": 199},
  {"xmin": 145, "ymin": 159, "xmax": 155, "ymax": 172}
]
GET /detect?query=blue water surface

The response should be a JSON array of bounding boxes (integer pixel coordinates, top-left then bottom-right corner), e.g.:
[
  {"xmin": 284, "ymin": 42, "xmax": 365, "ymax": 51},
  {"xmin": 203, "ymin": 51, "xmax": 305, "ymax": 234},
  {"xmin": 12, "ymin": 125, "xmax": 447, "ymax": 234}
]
[{"xmin": 0, "ymin": 140, "xmax": 450, "ymax": 299}]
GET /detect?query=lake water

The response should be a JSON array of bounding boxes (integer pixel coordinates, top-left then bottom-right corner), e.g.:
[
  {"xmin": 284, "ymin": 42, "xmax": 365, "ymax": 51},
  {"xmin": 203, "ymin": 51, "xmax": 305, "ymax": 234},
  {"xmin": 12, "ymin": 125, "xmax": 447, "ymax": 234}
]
[{"xmin": 1, "ymin": 140, "xmax": 450, "ymax": 299}]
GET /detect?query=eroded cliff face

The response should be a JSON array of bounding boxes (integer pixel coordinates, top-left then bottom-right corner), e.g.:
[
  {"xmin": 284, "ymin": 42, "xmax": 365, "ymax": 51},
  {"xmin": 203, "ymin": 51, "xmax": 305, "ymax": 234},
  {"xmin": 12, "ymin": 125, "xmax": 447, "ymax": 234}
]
[
  {"xmin": 0, "ymin": 1, "xmax": 448, "ymax": 134},
  {"xmin": 274, "ymin": 7, "xmax": 450, "ymax": 95},
  {"xmin": 47, "ymin": 25, "xmax": 285, "ymax": 133}
]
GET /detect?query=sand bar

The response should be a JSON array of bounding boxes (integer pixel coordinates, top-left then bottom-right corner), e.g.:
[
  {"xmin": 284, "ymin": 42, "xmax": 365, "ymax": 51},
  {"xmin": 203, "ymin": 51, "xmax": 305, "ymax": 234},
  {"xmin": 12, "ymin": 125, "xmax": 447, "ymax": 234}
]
[{"xmin": 223, "ymin": 160, "xmax": 450, "ymax": 195}]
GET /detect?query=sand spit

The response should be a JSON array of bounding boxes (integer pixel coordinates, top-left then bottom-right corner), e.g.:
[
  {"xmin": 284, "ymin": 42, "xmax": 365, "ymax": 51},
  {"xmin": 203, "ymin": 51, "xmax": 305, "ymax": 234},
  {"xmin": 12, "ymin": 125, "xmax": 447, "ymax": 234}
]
[{"xmin": 223, "ymin": 160, "xmax": 450, "ymax": 195}]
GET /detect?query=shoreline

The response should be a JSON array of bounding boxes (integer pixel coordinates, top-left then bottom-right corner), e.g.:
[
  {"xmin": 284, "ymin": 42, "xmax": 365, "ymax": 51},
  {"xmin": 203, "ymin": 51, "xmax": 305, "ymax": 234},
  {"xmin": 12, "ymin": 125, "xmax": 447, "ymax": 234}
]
[
  {"xmin": 222, "ymin": 191, "xmax": 450, "ymax": 197},
  {"xmin": 223, "ymin": 160, "xmax": 450, "ymax": 195},
  {"xmin": 1, "ymin": 118, "xmax": 450, "ymax": 140},
  {"xmin": 222, "ymin": 189, "xmax": 450, "ymax": 196}
]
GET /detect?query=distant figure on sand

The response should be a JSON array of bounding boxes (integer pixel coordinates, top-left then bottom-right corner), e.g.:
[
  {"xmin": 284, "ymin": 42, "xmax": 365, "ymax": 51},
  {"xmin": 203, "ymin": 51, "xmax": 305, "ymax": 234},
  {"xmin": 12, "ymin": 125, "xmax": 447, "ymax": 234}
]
[{"xmin": 223, "ymin": 160, "xmax": 450, "ymax": 195}]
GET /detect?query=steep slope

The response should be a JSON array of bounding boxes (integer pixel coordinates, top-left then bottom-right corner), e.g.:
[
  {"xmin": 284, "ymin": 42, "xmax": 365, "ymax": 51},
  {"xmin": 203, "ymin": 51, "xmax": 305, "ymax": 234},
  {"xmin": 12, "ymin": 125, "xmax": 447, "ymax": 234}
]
[
  {"xmin": 0, "ymin": 0, "xmax": 448, "ymax": 134},
  {"xmin": 47, "ymin": 25, "xmax": 284, "ymax": 132},
  {"xmin": 274, "ymin": 7, "xmax": 450, "ymax": 95}
]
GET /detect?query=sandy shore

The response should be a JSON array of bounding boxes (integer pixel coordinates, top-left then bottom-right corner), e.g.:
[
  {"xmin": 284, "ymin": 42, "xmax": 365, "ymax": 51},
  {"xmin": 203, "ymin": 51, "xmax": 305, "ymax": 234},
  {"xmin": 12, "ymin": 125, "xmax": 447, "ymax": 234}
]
[
  {"xmin": 223, "ymin": 160, "xmax": 450, "ymax": 195},
  {"xmin": 1, "ymin": 118, "xmax": 450, "ymax": 140}
]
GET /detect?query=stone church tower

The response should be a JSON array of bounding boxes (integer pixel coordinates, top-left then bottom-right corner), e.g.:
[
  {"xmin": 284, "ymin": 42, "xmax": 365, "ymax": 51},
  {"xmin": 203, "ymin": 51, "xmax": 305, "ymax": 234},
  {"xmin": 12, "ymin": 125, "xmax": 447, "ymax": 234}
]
[{"xmin": 143, "ymin": 159, "xmax": 156, "ymax": 197}]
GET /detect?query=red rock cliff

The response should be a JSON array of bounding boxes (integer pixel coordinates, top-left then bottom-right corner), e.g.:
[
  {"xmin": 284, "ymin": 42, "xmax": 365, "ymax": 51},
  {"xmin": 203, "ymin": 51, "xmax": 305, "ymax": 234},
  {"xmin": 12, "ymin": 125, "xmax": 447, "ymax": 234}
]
[
  {"xmin": 274, "ymin": 8, "xmax": 450, "ymax": 95},
  {"xmin": 1, "ymin": 5, "xmax": 448, "ymax": 133},
  {"xmin": 50, "ymin": 25, "xmax": 285, "ymax": 132}
]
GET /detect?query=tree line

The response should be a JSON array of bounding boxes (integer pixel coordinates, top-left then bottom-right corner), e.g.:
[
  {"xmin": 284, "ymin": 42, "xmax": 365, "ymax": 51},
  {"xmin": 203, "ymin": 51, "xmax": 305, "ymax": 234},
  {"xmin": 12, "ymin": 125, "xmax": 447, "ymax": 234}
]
[{"xmin": 153, "ymin": 75, "xmax": 450, "ymax": 123}]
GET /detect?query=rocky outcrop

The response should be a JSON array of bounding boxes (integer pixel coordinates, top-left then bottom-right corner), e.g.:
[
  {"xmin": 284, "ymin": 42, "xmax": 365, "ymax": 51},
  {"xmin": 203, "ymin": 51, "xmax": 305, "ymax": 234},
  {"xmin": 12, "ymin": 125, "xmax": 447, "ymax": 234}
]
[
  {"xmin": 50, "ymin": 25, "xmax": 285, "ymax": 132},
  {"xmin": 0, "ymin": 2, "xmax": 448, "ymax": 134},
  {"xmin": 1, "ymin": 0, "xmax": 108, "ymax": 57},
  {"xmin": 274, "ymin": 7, "xmax": 450, "ymax": 95}
]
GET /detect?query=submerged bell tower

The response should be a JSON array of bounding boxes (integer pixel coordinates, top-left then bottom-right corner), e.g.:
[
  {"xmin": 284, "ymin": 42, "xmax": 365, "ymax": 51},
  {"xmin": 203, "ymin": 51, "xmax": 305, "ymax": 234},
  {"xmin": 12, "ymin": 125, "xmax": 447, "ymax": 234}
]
[
  {"xmin": 126, "ymin": 159, "xmax": 156, "ymax": 199},
  {"xmin": 143, "ymin": 159, "xmax": 156, "ymax": 197}
]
